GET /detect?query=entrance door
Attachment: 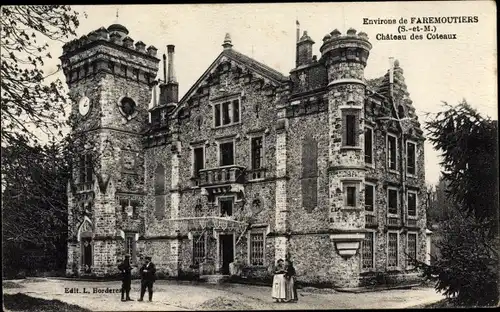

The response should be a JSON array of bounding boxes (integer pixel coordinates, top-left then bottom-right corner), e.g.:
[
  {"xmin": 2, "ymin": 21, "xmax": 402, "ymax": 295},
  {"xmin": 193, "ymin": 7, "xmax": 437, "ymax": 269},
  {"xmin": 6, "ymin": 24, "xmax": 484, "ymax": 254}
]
[
  {"xmin": 82, "ymin": 238, "xmax": 93, "ymax": 273},
  {"xmin": 219, "ymin": 234, "xmax": 234, "ymax": 275}
]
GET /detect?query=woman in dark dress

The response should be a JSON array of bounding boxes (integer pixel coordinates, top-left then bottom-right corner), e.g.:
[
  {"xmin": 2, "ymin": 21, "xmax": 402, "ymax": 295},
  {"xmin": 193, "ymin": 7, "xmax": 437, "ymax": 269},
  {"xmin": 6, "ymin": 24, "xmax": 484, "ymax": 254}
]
[{"xmin": 284, "ymin": 259, "xmax": 298, "ymax": 302}]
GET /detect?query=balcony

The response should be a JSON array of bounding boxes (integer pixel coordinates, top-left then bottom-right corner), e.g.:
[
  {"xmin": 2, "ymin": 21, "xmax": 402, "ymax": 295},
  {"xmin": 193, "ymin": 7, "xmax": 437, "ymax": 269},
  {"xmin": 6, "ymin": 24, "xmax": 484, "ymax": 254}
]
[
  {"xmin": 365, "ymin": 214, "xmax": 378, "ymax": 228},
  {"xmin": 386, "ymin": 216, "xmax": 402, "ymax": 228},
  {"xmin": 246, "ymin": 168, "xmax": 267, "ymax": 181},
  {"xmin": 196, "ymin": 165, "xmax": 246, "ymax": 187}
]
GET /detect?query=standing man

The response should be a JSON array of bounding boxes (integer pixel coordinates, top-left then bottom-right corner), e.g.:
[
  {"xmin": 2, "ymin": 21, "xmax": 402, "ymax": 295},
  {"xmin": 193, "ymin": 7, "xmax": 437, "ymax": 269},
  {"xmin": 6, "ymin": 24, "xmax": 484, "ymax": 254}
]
[
  {"xmin": 138, "ymin": 256, "xmax": 156, "ymax": 302},
  {"xmin": 118, "ymin": 254, "xmax": 133, "ymax": 301}
]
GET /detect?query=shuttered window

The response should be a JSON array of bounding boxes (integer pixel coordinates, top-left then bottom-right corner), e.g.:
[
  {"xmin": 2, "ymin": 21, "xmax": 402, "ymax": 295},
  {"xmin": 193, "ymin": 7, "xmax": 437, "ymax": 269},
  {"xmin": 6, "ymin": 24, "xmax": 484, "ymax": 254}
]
[
  {"xmin": 302, "ymin": 136, "xmax": 318, "ymax": 212},
  {"xmin": 154, "ymin": 165, "xmax": 165, "ymax": 219}
]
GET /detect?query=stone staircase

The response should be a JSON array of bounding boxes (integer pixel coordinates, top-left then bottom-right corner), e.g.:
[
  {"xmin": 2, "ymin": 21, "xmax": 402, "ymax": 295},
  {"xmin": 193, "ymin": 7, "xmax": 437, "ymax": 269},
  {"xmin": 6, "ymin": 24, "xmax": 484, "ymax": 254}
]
[{"xmin": 200, "ymin": 274, "xmax": 231, "ymax": 284}]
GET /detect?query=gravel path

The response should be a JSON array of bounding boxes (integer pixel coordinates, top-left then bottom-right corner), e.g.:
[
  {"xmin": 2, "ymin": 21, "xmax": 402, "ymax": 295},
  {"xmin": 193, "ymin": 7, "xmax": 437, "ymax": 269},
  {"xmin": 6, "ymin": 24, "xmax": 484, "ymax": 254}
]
[{"xmin": 2, "ymin": 278, "xmax": 445, "ymax": 311}]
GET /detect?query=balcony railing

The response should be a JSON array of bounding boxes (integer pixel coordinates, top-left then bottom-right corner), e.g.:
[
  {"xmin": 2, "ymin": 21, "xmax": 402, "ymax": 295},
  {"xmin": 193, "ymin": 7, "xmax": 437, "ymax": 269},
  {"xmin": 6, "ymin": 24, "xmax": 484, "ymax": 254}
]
[
  {"xmin": 365, "ymin": 214, "xmax": 378, "ymax": 228},
  {"xmin": 76, "ymin": 181, "xmax": 94, "ymax": 192},
  {"xmin": 406, "ymin": 218, "xmax": 418, "ymax": 228},
  {"xmin": 247, "ymin": 168, "xmax": 267, "ymax": 181},
  {"xmin": 196, "ymin": 165, "xmax": 246, "ymax": 187},
  {"xmin": 387, "ymin": 216, "xmax": 402, "ymax": 228}
]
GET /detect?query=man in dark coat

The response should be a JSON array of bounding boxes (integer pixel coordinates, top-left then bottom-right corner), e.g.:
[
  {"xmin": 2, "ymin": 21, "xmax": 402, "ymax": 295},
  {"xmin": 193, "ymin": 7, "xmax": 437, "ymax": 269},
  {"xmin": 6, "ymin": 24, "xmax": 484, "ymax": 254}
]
[
  {"xmin": 138, "ymin": 256, "xmax": 156, "ymax": 302},
  {"xmin": 118, "ymin": 254, "xmax": 133, "ymax": 301}
]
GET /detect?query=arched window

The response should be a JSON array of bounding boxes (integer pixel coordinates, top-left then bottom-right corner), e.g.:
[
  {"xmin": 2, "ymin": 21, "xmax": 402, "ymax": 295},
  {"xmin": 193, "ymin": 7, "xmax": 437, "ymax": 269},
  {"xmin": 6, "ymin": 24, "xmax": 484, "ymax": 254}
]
[
  {"xmin": 154, "ymin": 165, "xmax": 165, "ymax": 219},
  {"xmin": 302, "ymin": 135, "xmax": 318, "ymax": 212}
]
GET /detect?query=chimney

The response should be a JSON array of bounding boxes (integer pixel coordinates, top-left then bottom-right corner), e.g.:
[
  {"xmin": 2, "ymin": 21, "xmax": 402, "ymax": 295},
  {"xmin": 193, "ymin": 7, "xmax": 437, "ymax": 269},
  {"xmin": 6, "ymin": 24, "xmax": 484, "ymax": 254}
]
[
  {"xmin": 295, "ymin": 20, "xmax": 300, "ymax": 67},
  {"xmin": 162, "ymin": 53, "xmax": 167, "ymax": 83},
  {"xmin": 389, "ymin": 57, "xmax": 395, "ymax": 98},
  {"xmin": 297, "ymin": 31, "xmax": 315, "ymax": 67},
  {"xmin": 167, "ymin": 45, "xmax": 176, "ymax": 83},
  {"xmin": 165, "ymin": 45, "xmax": 179, "ymax": 106}
]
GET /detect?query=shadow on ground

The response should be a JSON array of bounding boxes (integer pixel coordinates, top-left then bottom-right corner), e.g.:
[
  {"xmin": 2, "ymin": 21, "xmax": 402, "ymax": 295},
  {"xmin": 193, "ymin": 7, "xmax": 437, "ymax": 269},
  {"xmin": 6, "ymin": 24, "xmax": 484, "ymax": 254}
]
[{"xmin": 3, "ymin": 293, "xmax": 92, "ymax": 312}]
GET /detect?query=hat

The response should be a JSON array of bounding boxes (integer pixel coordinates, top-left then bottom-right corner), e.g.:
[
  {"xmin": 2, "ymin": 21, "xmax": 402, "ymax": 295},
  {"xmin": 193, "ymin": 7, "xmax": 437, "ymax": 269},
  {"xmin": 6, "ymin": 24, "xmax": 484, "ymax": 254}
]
[
  {"xmin": 124, "ymin": 254, "xmax": 130, "ymax": 258},
  {"xmin": 145, "ymin": 256, "xmax": 152, "ymax": 260}
]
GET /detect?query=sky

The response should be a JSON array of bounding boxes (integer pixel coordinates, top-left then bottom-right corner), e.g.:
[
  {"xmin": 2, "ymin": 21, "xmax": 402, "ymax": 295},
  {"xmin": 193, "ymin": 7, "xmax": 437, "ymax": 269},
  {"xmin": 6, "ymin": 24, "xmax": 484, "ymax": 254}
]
[{"xmin": 37, "ymin": 1, "xmax": 497, "ymax": 186}]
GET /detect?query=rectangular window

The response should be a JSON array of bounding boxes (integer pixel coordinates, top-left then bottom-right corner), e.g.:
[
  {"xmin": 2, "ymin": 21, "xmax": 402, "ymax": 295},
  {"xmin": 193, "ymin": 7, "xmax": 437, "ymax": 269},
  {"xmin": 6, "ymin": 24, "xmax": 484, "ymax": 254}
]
[
  {"xmin": 222, "ymin": 101, "xmax": 231, "ymax": 125},
  {"xmin": 193, "ymin": 147, "xmax": 204, "ymax": 176},
  {"xmin": 219, "ymin": 141, "xmax": 234, "ymax": 166},
  {"xmin": 124, "ymin": 234, "xmax": 136, "ymax": 263},
  {"xmin": 365, "ymin": 127, "xmax": 373, "ymax": 164},
  {"xmin": 219, "ymin": 197, "xmax": 233, "ymax": 217},
  {"xmin": 346, "ymin": 186, "xmax": 357, "ymax": 207},
  {"xmin": 232, "ymin": 99, "xmax": 240, "ymax": 123},
  {"xmin": 249, "ymin": 232, "xmax": 265, "ymax": 266},
  {"xmin": 215, "ymin": 104, "xmax": 221, "ymax": 127},
  {"xmin": 388, "ymin": 134, "xmax": 397, "ymax": 170},
  {"xmin": 365, "ymin": 184, "xmax": 375, "ymax": 211},
  {"xmin": 388, "ymin": 232, "xmax": 398, "ymax": 268},
  {"xmin": 193, "ymin": 234, "xmax": 206, "ymax": 265},
  {"xmin": 407, "ymin": 233, "xmax": 417, "ymax": 268},
  {"xmin": 79, "ymin": 154, "xmax": 93, "ymax": 184},
  {"xmin": 388, "ymin": 188, "xmax": 398, "ymax": 215},
  {"xmin": 346, "ymin": 115, "xmax": 356, "ymax": 146},
  {"xmin": 362, "ymin": 232, "xmax": 375, "ymax": 269},
  {"xmin": 407, "ymin": 142, "xmax": 416, "ymax": 175},
  {"xmin": 342, "ymin": 111, "xmax": 359, "ymax": 147},
  {"xmin": 407, "ymin": 192, "xmax": 417, "ymax": 217},
  {"xmin": 251, "ymin": 136, "xmax": 263, "ymax": 170},
  {"xmin": 214, "ymin": 99, "xmax": 240, "ymax": 128}
]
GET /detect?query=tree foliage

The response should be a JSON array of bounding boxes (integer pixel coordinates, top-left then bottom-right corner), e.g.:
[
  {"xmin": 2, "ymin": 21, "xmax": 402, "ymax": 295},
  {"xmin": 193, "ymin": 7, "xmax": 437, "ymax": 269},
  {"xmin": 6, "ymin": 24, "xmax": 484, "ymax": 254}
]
[
  {"xmin": 416, "ymin": 100, "xmax": 499, "ymax": 306},
  {"xmin": 2, "ymin": 141, "xmax": 71, "ymax": 277},
  {"xmin": 1, "ymin": 5, "xmax": 80, "ymax": 147},
  {"xmin": 426, "ymin": 100, "xmax": 499, "ymax": 236}
]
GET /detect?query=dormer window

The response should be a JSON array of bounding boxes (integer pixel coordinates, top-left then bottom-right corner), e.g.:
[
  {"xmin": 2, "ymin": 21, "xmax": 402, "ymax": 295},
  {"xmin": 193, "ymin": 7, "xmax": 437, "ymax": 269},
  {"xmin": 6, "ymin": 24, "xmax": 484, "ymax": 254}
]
[{"xmin": 214, "ymin": 99, "xmax": 240, "ymax": 127}]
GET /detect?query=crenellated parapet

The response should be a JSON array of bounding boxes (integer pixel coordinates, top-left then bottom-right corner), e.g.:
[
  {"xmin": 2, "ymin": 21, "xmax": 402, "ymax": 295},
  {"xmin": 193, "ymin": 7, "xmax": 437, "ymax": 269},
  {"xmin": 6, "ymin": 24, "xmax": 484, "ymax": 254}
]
[
  {"xmin": 60, "ymin": 24, "xmax": 160, "ymax": 87},
  {"xmin": 319, "ymin": 29, "xmax": 371, "ymax": 87}
]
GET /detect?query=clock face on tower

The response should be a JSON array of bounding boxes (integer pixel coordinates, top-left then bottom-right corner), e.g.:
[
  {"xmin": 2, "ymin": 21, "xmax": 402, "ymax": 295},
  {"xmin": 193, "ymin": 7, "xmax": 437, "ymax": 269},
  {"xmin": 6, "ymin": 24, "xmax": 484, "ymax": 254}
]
[{"xmin": 78, "ymin": 96, "xmax": 91, "ymax": 116}]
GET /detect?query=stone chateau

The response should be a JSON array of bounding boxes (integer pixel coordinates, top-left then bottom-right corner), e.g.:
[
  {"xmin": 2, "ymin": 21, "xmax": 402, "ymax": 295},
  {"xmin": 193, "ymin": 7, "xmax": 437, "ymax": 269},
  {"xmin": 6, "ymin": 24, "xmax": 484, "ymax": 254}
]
[{"xmin": 62, "ymin": 22, "xmax": 428, "ymax": 287}]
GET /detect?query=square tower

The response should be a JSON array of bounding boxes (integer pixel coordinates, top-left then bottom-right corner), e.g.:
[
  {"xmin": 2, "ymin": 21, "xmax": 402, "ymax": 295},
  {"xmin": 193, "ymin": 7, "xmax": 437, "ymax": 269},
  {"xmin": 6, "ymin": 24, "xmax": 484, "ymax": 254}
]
[{"xmin": 61, "ymin": 24, "xmax": 159, "ymax": 276}]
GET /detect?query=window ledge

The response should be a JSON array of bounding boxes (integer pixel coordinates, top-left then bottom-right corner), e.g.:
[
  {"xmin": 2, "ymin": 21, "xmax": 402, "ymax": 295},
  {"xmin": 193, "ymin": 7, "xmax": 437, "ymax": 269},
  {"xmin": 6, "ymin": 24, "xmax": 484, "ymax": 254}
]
[
  {"xmin": 388, "ymin": 169, "xmax": 400, "ymax": 175},
  {"xmin": 340, "ymin": 146, "xmax": 362, "ymax": 151},
  {"xmin": 364, "ymin": 163, "xmax": 375, "ymax": 169},
  {"xmin": 342, "ymin": 207, "xmax": 363, "ymax": 212},
  {"xmin": 213, "ymin": 122, "xmax": 242, "ymax": 130},
  {"xmin": 406, "ymin": 173, "xmax": 417, "ymax": 178}
]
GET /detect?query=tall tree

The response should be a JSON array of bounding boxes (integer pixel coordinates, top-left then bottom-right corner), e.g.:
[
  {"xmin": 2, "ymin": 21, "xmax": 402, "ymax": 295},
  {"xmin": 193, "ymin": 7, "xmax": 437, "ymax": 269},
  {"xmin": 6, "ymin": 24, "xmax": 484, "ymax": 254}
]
[
  {"xmin": 417, "ymin": 100, "xmax": 499, "ymax": 306},
  {"xmin": 426, "ymin": 100, "xmax": 499, "ymax": 236},
  {"xmin": 1, "ymin": 5, "xmax": 80, "ymax": 148}
]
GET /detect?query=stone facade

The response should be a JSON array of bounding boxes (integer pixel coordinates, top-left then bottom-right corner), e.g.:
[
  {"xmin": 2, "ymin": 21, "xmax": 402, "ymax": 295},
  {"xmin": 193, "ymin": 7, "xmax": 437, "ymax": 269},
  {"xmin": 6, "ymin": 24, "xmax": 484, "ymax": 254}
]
[{"xmin": 63, "ymin": 23, "xmax": 427, "ymax": 288}]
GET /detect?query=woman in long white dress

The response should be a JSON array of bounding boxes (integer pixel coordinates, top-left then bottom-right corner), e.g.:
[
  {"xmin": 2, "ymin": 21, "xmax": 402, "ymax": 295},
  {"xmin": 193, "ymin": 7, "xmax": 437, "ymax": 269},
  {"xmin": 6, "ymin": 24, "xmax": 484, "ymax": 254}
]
[{"xmin": 271, "ymin": 259, "xmax": 287, "ymax": 302}]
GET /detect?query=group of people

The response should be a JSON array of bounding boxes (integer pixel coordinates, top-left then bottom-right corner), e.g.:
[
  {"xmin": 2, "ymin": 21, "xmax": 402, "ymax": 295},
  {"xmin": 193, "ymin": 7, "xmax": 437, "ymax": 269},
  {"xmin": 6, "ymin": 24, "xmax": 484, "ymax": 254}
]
[
  {"xmin": 271, "ymin": 259, "xmax": 298, "ymax": 303},
  {"xmin": 117, "ymin": 255, "xmax": 157, "ymax": 302},
  {"xmin": 118, "ymin": 255, "xmax": 298, "ymax": 304}
]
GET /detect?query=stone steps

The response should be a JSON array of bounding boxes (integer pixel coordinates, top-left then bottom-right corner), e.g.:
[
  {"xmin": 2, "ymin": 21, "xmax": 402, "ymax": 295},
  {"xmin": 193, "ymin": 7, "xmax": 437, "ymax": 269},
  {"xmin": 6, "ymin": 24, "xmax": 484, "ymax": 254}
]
[{"xmin": 200, "ymin": 274, "xmax": 230, "ymax": 284}]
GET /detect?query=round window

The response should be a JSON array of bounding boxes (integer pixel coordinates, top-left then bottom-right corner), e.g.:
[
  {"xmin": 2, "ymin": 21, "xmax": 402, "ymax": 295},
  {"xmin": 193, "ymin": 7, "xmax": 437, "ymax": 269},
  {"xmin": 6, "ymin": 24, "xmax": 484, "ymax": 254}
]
[{"xmin": 120, "ymin": 97, "xmax": 136, "ymax": 116}]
